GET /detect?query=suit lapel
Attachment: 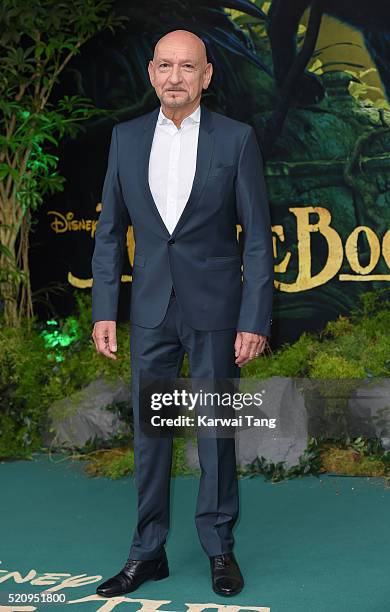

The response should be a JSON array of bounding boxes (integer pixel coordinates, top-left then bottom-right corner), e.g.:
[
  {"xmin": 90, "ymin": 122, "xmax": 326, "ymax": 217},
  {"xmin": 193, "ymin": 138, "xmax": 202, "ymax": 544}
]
[{"xmin": 139, "ymin": 102, "xmax": 215, "ymax": 238}]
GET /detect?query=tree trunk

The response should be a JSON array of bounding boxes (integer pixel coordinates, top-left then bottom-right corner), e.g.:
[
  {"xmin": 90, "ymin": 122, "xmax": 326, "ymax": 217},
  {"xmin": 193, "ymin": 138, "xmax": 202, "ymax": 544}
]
[{"xmin": 0, "ymin": 204, "xmax": 33, "ymax": 328}]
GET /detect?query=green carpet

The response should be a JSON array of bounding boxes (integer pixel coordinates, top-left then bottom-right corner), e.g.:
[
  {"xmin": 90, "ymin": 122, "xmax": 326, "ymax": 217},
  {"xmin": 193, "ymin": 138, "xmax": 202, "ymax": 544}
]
[{"xmin": 1, "ymin": 452, "xmax": 390, "ymax": 611}]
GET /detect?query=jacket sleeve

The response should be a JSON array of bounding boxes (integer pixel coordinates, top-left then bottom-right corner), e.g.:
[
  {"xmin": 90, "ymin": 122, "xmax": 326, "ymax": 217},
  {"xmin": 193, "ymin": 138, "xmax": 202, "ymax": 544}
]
[
  {"xmin": 235, "ymin": 126, "xmax": 274, "ymax": 337},
  {"xmin": 91, "ymin": 125, "xmax": 130, "ymax": 324}
]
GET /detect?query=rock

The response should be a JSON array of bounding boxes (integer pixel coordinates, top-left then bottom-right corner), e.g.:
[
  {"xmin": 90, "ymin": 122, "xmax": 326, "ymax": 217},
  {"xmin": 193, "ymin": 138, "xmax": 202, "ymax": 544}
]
[
  {"xmin": 185, "ymin": 377, "xmax": 308, "ymax": 470},
  {"xmin": 42, "ymin": 376, "xmax": 131, "ymax": 449},
  {"xmin": 300, "ymin": 378, "xmax": 390, "ymax": 443},
  {"xmin": 237, "ymin": 377, "xmax": 308, "ymax": 468},
  {"xmin": 348, "ymin": 378, "xmax": 390, "ymax": 448}
]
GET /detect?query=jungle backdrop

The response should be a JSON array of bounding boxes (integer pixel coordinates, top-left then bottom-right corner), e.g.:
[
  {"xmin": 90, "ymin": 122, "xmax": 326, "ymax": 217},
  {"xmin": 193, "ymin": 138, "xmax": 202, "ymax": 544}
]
[{"xmin": 29, "ymin": 0, "xmax": 390, "ymax": 347}]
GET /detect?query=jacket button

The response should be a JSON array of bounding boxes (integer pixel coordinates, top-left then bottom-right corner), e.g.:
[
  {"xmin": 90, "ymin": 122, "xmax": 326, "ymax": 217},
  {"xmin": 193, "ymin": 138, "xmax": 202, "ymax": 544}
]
[{"xmin": 168, "ymin": 238, "xmax": 175, "ymax": 245}]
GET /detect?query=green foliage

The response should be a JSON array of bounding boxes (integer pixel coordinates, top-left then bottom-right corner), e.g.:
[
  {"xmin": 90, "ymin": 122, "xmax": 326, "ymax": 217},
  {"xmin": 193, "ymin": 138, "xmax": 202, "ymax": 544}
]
[
  {"xmin": 242, "ymin": 288, "xmax": 390, "ymax": 379},
  {"xmin": 238, "ymin": 438, "xmax": 323, "ymax": 483},
  {"xmin": 0, "ymin": 1, "xmax": 121, "ymax": 186},
  {"xmin": 0, "ymin": 290, "xmax": 130, "ymax": 458},
  {"xmin": 235, "ymin": 289, "xmax": 390, "ymax": 481},
  {"xmin": 320, "ymin": 436, "xmax": 390, "ymax": 477},
  {"xmin": 0, "ymin": 315, "xmax": 50, "ymax": 457},
  {"xmin": 238, "ymin": 435, "xmax": 390, "ymax": 482},
  {"xmin": 79, "ymin": 437, "xmax": 198, "ymax": 479},
  {"xmin": 83, "ymin": 448, "xmax": 135, "ymax": 480},
  {"xmin": 0, "ymin": 0, "xmax": 123, "ymax": 190},
  {"xmin": 1, "ymin": 288, "xmax": 389, "ymax": 474},
  {"xmin": 347, "ymin": 68, "xmax": 390, "ymax": 110},
  {"xmin": 172, "ymin": 437, "xmax": 199, "ymax": 476},
  {"xmin": 262, "ymin": 332, "xmax": 321, "ymax": 377},
  {"xmin": 0, "ymin": 0, "xmax": 126, "ymax": 322}
]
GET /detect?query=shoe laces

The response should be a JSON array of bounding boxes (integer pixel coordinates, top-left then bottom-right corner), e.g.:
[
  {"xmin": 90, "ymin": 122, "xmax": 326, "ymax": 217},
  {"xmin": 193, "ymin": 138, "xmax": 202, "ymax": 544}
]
[
  {"xmin": 122, "ymin": 558, "xmax": 139, "ymax": 576},
  {"xmin": 213, "ymin": 554, "xmax": 231, "ymax": 568}
]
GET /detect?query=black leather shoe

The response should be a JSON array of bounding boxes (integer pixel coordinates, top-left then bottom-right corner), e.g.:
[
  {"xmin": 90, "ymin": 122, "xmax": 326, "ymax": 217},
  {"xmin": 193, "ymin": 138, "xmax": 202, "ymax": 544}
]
[
  {"xmin": 209, "ymin": 552, "xmax": 244, "ymax": 597},
  {"xmin": 96, "ymin": 549, "xmax": 169, "ymax": 598}
]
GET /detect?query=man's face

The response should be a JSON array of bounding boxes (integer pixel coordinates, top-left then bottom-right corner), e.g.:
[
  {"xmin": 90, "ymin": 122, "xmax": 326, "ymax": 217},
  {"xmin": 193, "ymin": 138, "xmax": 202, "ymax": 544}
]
[{"xmin": 148, "ymin": 36, "xmax": 212, "ymax": 109}]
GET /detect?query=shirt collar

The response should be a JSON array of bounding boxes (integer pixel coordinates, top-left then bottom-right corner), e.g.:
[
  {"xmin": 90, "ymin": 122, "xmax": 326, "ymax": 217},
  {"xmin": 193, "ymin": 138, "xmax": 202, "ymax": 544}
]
[{"xmin": 157, "ymin": 104, "xmax": 201, "ymax": 127}]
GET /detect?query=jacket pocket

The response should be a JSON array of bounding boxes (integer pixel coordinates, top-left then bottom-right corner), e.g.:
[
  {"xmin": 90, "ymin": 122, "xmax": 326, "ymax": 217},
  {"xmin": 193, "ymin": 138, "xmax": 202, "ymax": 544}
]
[
  {"xmin": 208, "ymin": 164, "xmax": 235, "ymax": 178},
  {"xmin": 206, "ymin": 255, "xmax": 241, "ymax": 269},
  {"xmin": 133, "ymin": 254, "xmax": 146, "ymax": 267}
]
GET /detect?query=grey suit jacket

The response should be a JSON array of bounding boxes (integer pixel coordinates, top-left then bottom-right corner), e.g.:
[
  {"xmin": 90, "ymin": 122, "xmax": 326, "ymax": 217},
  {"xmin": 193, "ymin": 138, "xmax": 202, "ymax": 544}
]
[{"xmin": 91, "ymin": 103, "xmax": 274, "ymax": 336}]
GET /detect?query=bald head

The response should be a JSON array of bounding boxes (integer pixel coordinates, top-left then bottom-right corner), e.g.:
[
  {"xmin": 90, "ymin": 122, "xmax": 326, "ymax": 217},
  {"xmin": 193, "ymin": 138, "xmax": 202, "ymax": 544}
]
[
  {"xmin": 153, "ymin": 30, "xmax": 208, "ymax": 66},
  {"xmin": 148, "ymin": 29, "xmax": 213, "ymax": 120}
]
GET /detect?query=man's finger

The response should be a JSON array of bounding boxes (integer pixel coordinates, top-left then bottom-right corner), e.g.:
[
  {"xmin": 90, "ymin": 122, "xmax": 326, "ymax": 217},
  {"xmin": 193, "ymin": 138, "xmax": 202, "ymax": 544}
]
[
  {"xmin": 108, "ymin": 330, "xmax": 117, "ymax": 353},
  {"xmin": 234, "ymin": 333, "xmax": 243, "ymax": 357},
  {"xmin": 98, "ymin": 337, "xmax": 117, "ymax": 360},
  {"xmin": 235, "ymin": 342, "xmax": 264, "ymax": 365},
  {"xmin": 235, "ymin": 345, "xmax": 252, "ymax": 365}
]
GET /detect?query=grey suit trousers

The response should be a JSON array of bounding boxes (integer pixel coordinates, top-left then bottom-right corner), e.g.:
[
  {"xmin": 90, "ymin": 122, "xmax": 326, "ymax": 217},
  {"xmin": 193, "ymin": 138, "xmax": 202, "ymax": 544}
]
[{"xmin": 128, "ymin": 288, "xmax": 241, "ymax": 560}]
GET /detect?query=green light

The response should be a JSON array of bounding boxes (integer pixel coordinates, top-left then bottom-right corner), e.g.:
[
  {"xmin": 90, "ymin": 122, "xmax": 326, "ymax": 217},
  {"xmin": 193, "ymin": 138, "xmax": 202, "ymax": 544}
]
[{"xmin": 40, "ymin": 317, "xmax": 82, "ymax": 358}]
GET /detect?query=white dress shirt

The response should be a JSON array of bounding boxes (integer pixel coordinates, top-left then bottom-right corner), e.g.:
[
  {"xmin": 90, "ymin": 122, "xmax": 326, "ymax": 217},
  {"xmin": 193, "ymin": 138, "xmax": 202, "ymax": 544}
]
[{"xmin": 148, "ymin": 104, "xmax": 201, "ymax": 235}]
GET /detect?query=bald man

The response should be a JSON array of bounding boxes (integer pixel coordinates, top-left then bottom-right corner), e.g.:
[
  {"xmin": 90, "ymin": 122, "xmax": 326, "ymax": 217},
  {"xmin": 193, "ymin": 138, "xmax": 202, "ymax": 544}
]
[{"xmin": 92, "ymin": 29, "xmax": 273, "ymax": 598}]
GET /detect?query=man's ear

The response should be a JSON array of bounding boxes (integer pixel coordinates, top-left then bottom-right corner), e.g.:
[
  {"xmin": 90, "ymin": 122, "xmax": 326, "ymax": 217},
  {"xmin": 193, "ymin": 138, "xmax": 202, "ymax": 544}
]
[
  {"xmin": 147, "ymin": 60, "xmax": 154, "ymax": 86},
  {"xmin": 203, "ymin": 63, "xmax": 213, "ymax": 90}
]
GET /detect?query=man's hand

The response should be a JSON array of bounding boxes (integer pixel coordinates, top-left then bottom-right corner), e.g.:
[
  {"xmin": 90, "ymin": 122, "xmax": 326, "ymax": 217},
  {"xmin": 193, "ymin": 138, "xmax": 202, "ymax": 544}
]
[
  {"xmin": 234, "ymin": 331, "xmax": 267, "ymax": 368},
  {"xmin": 92, "ymin": 321, "xmax": 118, "ymax": 360}
]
